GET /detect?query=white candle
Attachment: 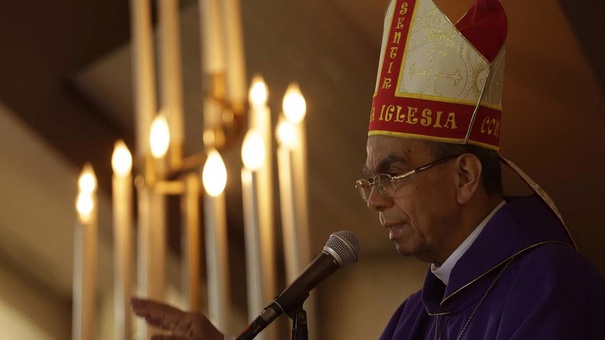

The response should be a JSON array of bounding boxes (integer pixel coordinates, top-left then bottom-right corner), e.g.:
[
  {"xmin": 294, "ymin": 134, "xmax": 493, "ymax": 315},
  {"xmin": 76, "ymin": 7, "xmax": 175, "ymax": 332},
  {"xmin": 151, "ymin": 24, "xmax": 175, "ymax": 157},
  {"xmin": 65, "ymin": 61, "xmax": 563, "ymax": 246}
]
[
  {"xmin": 130, "ymin": 0, "xmax": 157, "ymax": 159},
  {"xmin": 280, "ymin": 83, "xmax": 311, "ymax": 278},
  {"xmin": 220, "ymin": 0, "xmax": 247, "ymax": 111},
  {"xmin": 276, "ymin": 120, "xmax": 302, "ymax": 280},
  {"xmin": 247, "ymin": 79, "xmax": 278, "ymax": 340},
  {"xmin": 200, "ymin": 0, "xmax": 225, "ymax": 75},
  {"xmin": 136, "ymin": 110, "xmax": 169, "ymax": 340},
  {"xmin": 200, "ymin": 0, "xmax": 226, "ymax": 148},
  {"xmin": 130, "ymin": 1, "xmax": 161, "ymax": 339},
  {"xmin": 248, "ymin": 79, "xmax": 276, "ymax": 270},
  {"xmin": 278, "ymin": 84, "xmax": 316, "ymax": 338},
  {"xmin": 158, "ymin": 0, "xmax": 184, "ymax": 169},
  {"xmin": 136, "ymin": 185, "xmax": 166, "ymax": 339},
  {"xmin": 241, "ymin": 131, "xmax": 266, "ymax": 323},
  {"xmin": 112, "ymin": 141, "xmax": 133, "ymax": 340},
  {"xmin": 72, "ymin": 163, "xmax": 98, "ymax": 340},
  {"xmin": 202, "ymin": 149, "xmax": 230, "ymax": 330},
  {"xmin": 241, "ymin": 168, "xmax": 261, "ymax": 315}
]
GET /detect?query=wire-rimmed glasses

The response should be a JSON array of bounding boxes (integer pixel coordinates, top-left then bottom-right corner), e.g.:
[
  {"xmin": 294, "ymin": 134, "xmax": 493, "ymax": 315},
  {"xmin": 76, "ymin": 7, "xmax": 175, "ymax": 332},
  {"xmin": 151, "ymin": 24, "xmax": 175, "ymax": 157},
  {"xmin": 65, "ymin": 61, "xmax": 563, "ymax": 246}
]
[{"xmin": 355, "ymin": 154, "xmax": 462, "ymax": 202}]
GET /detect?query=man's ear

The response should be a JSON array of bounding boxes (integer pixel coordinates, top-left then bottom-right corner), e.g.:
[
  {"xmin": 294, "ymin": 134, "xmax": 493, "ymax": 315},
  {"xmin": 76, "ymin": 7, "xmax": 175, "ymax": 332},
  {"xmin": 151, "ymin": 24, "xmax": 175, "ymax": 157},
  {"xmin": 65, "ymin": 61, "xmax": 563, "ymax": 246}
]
[{"xmin": 455, "ymin": 154, "xmax": 482, "ymax": 204}]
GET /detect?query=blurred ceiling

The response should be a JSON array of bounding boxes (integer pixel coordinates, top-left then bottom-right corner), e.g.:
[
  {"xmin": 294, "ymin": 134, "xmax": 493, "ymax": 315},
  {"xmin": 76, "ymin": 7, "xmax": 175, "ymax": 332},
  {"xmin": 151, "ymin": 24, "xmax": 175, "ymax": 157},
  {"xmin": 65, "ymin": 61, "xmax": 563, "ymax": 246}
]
[{"xmin": 0, "ymin": 0, "xmax": 604, "ymax": 303}]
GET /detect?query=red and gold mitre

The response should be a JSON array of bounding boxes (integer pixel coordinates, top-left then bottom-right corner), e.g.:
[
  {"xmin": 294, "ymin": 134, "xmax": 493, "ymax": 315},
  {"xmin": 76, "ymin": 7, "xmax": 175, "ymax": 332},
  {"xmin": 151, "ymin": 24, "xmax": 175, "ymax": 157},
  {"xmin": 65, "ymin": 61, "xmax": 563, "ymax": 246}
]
[{"xmin": 369, "ymin": 0, "xmax": 507, "ymax": 150}]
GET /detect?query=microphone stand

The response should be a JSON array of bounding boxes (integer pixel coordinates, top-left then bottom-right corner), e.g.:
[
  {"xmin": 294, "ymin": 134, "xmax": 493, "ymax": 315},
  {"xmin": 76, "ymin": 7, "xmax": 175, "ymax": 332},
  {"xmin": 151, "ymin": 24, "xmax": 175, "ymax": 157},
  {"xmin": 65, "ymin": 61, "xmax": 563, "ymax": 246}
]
[{"xmin": 288, "ymin": 305, "xmax": 308, "ymax": 340}]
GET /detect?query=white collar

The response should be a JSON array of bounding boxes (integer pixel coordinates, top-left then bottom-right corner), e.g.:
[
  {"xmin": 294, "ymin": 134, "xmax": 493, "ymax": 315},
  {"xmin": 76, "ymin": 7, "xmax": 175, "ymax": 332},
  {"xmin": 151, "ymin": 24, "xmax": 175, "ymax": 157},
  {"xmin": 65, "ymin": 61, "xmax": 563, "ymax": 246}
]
[{"xmin": 431, "ymin": 200, "xmax": 506, "ymax": 285}]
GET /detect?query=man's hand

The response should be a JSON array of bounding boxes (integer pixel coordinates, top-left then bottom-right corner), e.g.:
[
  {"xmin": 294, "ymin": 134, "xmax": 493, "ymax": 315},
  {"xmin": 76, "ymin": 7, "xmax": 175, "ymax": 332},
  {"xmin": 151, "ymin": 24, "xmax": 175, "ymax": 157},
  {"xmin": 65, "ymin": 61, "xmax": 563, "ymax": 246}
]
[{"xmin": 130, "ymin": 297, "xmax": 225, "ymax": 340}]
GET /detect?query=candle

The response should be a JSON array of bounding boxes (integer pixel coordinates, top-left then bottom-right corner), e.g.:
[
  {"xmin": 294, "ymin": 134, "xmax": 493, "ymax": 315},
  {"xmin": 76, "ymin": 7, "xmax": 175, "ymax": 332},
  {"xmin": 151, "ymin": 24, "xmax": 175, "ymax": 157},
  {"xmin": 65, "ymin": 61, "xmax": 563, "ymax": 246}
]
[
  {"xmin": 220, "ymin": 0, "xmax": 247, "ymax": 111},
  {"xmin": 202, "ymin": 149, "xmax": 230, "ymax": 330},
  {"xmin": 200, "ymin": 0, "xmax": 225, "ymax": 149},
  {"xmin": 149, "ymin": 112, "xmax": 170, "ymax": 181},
  {"xmin": 136, "ymin": 120, "xmax": 169, "ymax": 340},
  {"xmin": 282, "ymin": 83, "xmax": 307, "ymax": 125},
  {"xmin": 200, "ymin": 0, "xmax": 224, "ymax": 75},
  {"xmin": 136, "ymin": 116, "xmax": 168, "ymax": 308},
  {"xmin": 158, "ymin": 0, "xmax": 184, "ymax": 169},
  {"xmin": 280, "ymin": 83, "xmax": 311, "ymax": 278},
  {"xmin": 276, "ymin": 120, "xmax": 302, "ymax": 280},
  {"xmin": 130, "ymin": 0, "xmax": 157, "ymax": 159},
  {"xmin": 111, "ymin": 141, "xmax": 133, "ymax": 340},
  {"xmin": 135, "ymin": 184, "xmax": 166, "ymax": 340},
  {"xmin": 277, "ymin": 84, "xmax": 316, "ymax": 338},
  {"xmin": 249, "ymin": 76, "xmax": 272, "ymax": 154},
  {"xmin": 246, "ymin": 78, "xmax": 277, "ymax": 340},
  {"xmin": 249, "ymin": 76, "xmax": 268, "ymax": 125},
  {"xmin": 129, "ymin": 1, "xmax": 161, "ymax": 336},
  {"xmin": 149, "ymin": 113, "xmax": 170, "ymax": 159},
  {"xmin": 72, "ymin": 163, "xmax": 98, "ymax": 340},
  {"xmin": 248, "ymin": 78, "xmax": 276, "ymax": 279},
  {"xmin": 241, "ymin": 130, "xmax": 264, "ymax": 319}
]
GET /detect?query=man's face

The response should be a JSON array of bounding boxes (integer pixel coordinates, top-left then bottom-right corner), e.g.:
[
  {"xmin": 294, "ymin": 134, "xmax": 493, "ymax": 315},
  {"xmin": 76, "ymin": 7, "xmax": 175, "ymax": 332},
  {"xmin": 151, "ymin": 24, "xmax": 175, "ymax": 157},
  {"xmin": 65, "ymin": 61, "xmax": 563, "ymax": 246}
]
[{"xmin": 364, "ymin": 136, "xmax": 461, "ymax": 265}]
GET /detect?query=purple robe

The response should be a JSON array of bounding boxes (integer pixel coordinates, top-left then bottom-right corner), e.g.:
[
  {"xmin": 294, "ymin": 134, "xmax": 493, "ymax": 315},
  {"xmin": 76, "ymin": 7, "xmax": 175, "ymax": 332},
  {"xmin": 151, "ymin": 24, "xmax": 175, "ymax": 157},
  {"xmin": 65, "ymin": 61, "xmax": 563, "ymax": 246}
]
[{"xmin": 380, "ymin": 195, "xmax": 605, "ymax": 339}]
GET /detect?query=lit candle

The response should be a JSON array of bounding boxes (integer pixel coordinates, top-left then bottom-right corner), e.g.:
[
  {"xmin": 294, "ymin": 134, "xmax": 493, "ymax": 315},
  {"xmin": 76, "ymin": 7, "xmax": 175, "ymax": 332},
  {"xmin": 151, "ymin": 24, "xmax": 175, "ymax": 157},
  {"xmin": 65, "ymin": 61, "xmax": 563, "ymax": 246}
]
[
  {"xmin": 158, "ymin": 0, "xmax": 184, "ymax": 169},
  {"xmin": 241, "ymin": 130, "xmax": 265, "ymax": 321},
  {"xmin": 280, "ymin": 83, "xmax": 311, "ymax": 280},
  {"xmin": 135, "ymin": 117, "xmax": 168, "ymax": 340},
  {"xmin": 277, "ymin": 84, "xmax": 316, "ymax": 338},
  {"xmin": 248, "ymin": 78, "xmax": 273, "ymax": 245},
  {"xmin": 247, "ymin": 78, "xmax": 278, "ymax": 340},
  {"xmin": 130, "ymin": 0, "xmax": 157, "ymax": 159},
  {"xmin": 111, "ymin": 141, "xmax": 133, "ymax": 340},
  {"xmin": 249, "ymin": 76, "xmax": 271, "ymax": 141},
  {"xmin": 202, "ymin": 149, "xmax": 230, "ymax": 330},
  {"xmin": 282, "ymin": 83, "xmax": 307, "ymax": 125},
  {"xmin": 72, "ymin": 163, "xmax": 98, "ymax": 340},
  {"xmin": 130, "ymin": 1, "xmax": 160, "ymax": 339},
  {"xmin": 149, "ymin": 112, "xmax": 170, "ymax": 179}
]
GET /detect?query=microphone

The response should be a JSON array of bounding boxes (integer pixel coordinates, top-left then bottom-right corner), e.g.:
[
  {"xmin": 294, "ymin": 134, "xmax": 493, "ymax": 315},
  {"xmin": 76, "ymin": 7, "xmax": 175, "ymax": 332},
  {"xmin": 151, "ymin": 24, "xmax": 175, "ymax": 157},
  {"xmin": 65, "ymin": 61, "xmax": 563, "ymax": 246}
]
[{"xmin": 236, "ymin": 230, "xmax": 361, "ymax": 340}]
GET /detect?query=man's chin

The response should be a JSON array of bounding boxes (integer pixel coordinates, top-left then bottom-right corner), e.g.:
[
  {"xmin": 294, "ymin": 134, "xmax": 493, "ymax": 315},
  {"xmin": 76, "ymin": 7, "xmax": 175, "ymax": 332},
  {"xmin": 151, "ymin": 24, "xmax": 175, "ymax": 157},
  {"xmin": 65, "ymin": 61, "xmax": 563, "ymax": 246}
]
[
  {"xmin": 395, "ymin": 244, "xmax": 431, "ymax": 263},
  {"xmin": 394, "ymin": 244, "xmax": 414, "ymax": 257}
]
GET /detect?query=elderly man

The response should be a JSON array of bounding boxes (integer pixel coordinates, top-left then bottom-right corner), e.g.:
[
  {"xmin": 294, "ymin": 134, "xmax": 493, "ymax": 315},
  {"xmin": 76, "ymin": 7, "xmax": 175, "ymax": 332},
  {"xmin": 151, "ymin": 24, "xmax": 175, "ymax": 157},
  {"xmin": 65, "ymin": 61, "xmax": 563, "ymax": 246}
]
[
  {"xmin": 363, "ymin": 136, "xmax": 605, "ymax": 339},
  {"xmin": 360, "ymin": 0, "xmax": 605, "ymax": 338},
  {"xmin": 132, "ymin": 0, "xmax": 605, "ymax": 338}
]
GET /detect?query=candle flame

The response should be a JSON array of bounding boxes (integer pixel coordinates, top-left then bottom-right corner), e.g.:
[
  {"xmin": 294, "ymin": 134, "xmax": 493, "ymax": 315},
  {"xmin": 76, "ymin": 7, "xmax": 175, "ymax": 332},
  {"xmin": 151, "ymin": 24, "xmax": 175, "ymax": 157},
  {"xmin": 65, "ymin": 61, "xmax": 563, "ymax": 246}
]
[
  {"xmin": 282, "ymin": 82, "xmax": 306, "ymax": 124},
  {"xmin": 242, "ymin": 130, "xmax": 265, "ymax": 171},
  {"xmin": 202, "ymin": 149, "xmax": 227, "ymax": 197},
  {"xmin": 77, "ymin": 163, "xmax": 96, "ymax": 223},
  {"xmin": 276, "ymin": 120, "xmax": 298, "ymax": 149},
  {"xmin": 249, "ymin": 75, "xmax": 268, "ymax": 108},
  {"xmin": 76, "ymin": 191, "xmax": 94, "ymax": 222},
  {"xmin": 150, "ymin": 113, "xmax": 170, "ymax": 158},
  {"xmin": 112, "ymin": 140, "xmax": 133, "ymax": 177},
  {"xmin": 78, "ymin": 163, "xmax": 97, "ymax": 194}
]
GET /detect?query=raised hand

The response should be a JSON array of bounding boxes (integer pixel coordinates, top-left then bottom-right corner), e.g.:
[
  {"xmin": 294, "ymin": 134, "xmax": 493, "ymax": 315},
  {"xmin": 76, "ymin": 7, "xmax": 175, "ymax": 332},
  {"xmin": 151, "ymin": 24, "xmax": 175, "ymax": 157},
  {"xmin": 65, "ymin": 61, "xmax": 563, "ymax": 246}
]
[{"xmin": 130, "ymin": 297, "xmax": 225, "ymax": 340}]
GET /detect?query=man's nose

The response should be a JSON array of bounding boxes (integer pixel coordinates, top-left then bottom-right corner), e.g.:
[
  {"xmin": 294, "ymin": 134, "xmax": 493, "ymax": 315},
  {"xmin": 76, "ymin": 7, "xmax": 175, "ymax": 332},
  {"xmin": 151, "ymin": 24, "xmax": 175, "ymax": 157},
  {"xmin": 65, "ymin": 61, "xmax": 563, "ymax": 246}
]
[{"xmin": 366, "ymin": 186, "xmax": 393, "ymax": 212}]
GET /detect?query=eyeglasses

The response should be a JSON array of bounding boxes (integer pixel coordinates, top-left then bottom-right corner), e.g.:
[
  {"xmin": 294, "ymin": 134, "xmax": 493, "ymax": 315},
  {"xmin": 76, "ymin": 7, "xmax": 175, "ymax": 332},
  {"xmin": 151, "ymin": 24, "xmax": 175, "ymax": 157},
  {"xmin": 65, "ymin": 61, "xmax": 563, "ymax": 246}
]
[{"xmin": 355, "ymin": 154, "xmax": 462, "ymax": 202}]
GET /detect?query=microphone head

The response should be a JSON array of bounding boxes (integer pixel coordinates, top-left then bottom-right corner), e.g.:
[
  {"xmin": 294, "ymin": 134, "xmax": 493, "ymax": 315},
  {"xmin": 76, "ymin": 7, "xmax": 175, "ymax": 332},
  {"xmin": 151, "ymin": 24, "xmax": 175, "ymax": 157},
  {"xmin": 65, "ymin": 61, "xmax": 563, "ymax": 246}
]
[{"xmin": 323, "ymin": 230, "xmax": 361, "ymax": 268}]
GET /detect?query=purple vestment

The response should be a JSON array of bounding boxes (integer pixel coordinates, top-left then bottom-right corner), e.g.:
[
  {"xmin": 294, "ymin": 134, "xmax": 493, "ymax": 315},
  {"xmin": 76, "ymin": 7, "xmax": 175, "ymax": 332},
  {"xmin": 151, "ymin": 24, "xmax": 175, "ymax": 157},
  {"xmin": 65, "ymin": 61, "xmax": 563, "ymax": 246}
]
[{"xmin": 380, "ymin": 195, "xmax": 605, "ymax": 339}]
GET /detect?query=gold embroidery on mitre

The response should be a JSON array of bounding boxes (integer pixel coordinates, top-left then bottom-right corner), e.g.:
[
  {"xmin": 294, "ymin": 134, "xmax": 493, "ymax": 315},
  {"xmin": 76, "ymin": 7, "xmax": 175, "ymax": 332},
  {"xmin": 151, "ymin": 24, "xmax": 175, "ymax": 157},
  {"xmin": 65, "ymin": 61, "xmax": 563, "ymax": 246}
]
[
  {"xmin": 370, "ymin": 0, "xmax": 505, "ymax": 150},
  {"xmin": 397, "ymin": 0, "xmax": 503, "ymax": 110}
]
